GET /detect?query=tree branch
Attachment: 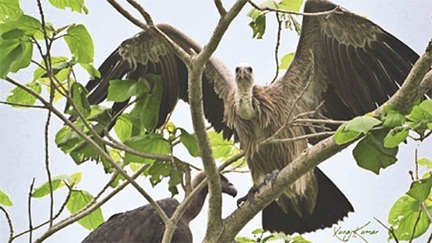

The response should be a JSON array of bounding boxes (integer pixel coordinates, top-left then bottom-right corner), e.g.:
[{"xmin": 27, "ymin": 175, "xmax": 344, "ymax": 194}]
[
  {"xmin": 185, "ymin": 1, "xmax": 248, "ymax": 241},
  {"xmin": 0, "ymin": 206, "xmax": 14, "ymax": 243}
]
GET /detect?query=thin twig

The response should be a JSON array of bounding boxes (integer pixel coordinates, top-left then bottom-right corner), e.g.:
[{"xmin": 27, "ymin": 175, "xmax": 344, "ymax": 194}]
[
  {"xmin": 126, "ymin": 0, "xmax": 154, "ymax": 25},
  {"xmin": 0, "ymin": 101, "xmax": 46, "ymax": 109},
  {"xmin": 28, "ymin": 178, "xmax": 35, "ymax": 243},
  {"xmin": 270, "ymin": 12, "xmax": 282, "ymax": 84},
  {"xmin": 247, "ymin": 0, "xmax": 340, "ymax": 16},
  {"xmin": 106, "ymin": 0, "xmax": 149, "ymax": 31},
  {"xmin": 374, "ymin": 217, "xmax": 399, "ymax": 243},
  {"xmin": 264, "ymin": 131, "xmax": 335, "ymax": 145},
  {"xmin": 0, "ymin": 206, "xmax": 14, "ymax": 243},
  {"xmin": 409, "ymin": 208, "xmax": 422, "ymax": 243}
]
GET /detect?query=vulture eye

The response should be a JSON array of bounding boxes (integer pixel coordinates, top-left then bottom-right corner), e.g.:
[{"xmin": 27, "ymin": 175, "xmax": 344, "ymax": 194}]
[
  {"xmin": 246, "ymin": 67, "xmax": 252, "ymax": 73},
  {"xmin": 235, "ymin": 67, "xmax": 240, "ymax": 73}
]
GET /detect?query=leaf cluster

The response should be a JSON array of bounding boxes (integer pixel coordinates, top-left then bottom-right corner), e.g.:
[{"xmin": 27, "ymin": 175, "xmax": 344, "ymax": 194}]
[{"xmin": 334, "ymin": 100, "xmax": 432, "ymax": 240}]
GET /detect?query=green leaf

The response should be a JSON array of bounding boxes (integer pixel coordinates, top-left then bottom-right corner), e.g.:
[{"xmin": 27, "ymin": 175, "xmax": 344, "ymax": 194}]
[
  {"xmin": 64, "ymin": 24, "xmax": 94, "ymax": 64},
  {"xmin": 0, "ymin": 39, "xmax": 30, "ymax": 78},
  {"xmin": 80, "ymin": 63, "xmax": 100, "ymax": 79},
  {"xmin": 291, "ymin": 235, "xmax": 312, "ymax": 243},
  {"xmin": 124, "ymin": 134, "xmax": 170, "ymax": 164},
  {"xmin": 418, "ymin": 157, "xmax": 432, "ymax": 169},
  {"xmin": 67, "ymin": 190, "xmax": 104, "ymax": 230},
  {"xmin": 208, "ymin": 130, "xmax": 234, "ymax": 159},
  {"xmin": 383, "ymin": 127, "xmax": 409, "ymax": 148},
  {"xmin": 107, "ymin": 79, "xmax": 146, "ymax": 102},
  {"xmin": 6, "ymin": 81, "xmax": 41, "ymax": 107},
  {"xmin": 0, "ymin": 0, "xmax": 23, "ymax": 21},
  {"xmin": 381, "ymin": 106, "xmax": 405, "ymax": 127},
  {"xmin": 140, "ymin": 74, "xmax": 163, "ymax": 131},
  {"xmin": 179, "ymin": 128, "xmax": 200, "ymax": 157},
  {"xmin": 70, "ymin": 82, "xmax": 91, "ymax": 117},
  {"xmin": 406, "ymin": 176, "xmax": 432, "ymax": 201},
  {"xmin": 279, "ymin": 52, "xmax": 295, "ymax": 70},
  {"xmin": 419, "ymin": 99, "xmax": 432, "ymax": 116},
  {"xmin": 0, "ymin": 189, "xmax": 13, "ymax": 206},
  {"xmin": 48, "ymin": 0, "xmax": 88, "ymax": 14},
  {"xmin": 279, "ymin": 0, "xmax": 304, "ymax": 12},
  {"xmin": 388, "ymin": 195, "xmax": 431, "ymax": 241},
  {"xmin": 114, "ymin": 114, "xmax": 134, "ymax": 142},
  {"xmin": 32, "ymin": 175, "xmax": 70, "ymax": 198},
  {"xmin": 344, "ymin": 116, "xmax": 381, "ymax": 134},
  {"xmin": 333, "ymin": 123, "xmax": 362, "ymax": 145},
  {"xmin": 248, "ymin": 13, "xmax": 266, "ymax": 39},
  {"xmin": 353, "ymin": 130, "xmax": 398, "ymax": 174},
  {"xmin": 55, "ymin": 125, "xmax": 83, "ymax": 152},
  {"xmin": 147, "ymin": 160, "xmax": 173, "ymax": 186}
]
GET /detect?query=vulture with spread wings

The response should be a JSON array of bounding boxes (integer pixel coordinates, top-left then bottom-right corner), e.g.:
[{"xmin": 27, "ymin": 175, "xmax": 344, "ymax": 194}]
[{"xmin": 83, "ymin": 0, "xmax": 420, "ymax": 235}]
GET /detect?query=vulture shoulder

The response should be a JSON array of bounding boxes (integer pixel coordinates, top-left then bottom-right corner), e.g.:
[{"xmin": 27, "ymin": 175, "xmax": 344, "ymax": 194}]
[{"xmin": 272, "ymin": 0, "xmax": 420, "ymax": 121}]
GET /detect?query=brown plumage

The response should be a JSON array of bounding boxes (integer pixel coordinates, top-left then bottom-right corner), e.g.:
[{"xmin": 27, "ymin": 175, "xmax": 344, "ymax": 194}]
[
  {"xmin": 81, "ymin": 172, "xmax": 237, "ymax": 242},
  {"xmin": 81, "ymin": 0, "xmax": 422, "ymax": 235}
]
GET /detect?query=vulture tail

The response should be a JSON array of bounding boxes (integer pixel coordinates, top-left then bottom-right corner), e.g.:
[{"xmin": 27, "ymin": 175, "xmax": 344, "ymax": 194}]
[{"xmin": 262, "ymin": 168, "xmax": 353, "ymax": 235}]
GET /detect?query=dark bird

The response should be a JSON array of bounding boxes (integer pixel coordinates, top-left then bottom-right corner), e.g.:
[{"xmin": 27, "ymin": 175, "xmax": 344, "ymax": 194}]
[
  {"xmin": 81, "ymin": 0, "xmax": 420, "ymax": 235},
  {"xmin": 82, "ymin": 172, "xmax": 237, "ymax": 242}
]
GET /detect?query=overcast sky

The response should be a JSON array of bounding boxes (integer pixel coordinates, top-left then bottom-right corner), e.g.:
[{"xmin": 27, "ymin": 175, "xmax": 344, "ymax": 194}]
[{"xmin": 1, "ymin": 0, "xmax": 432, "ymax": 242}]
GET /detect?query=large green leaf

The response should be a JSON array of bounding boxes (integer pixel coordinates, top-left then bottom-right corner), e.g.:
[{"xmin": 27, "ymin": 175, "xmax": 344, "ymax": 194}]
[
  {"xmin": 140, "ymin": 74, "xmax": 164, "ymax": 131},
  {"xmin": 179, "ymin": 128, "xmax": 200, "ymax": 157},
  {"xmin": 0, "ymin": 189, "xmax": 13, "ymax": 206},
  {"xmin": 67, "ymin": 190, "xmax": 104, "ymax": 230},
  {"xmin": 32, "ymin": 175, "xmax": 69, "ymax": 198},
  {"xmin": 6, "ymin": 81, "xmax": 41, "ymax": 107},
  {"xmin": 0, "ymin": 38, "xmax": 32, "ymax": 78},
  {"xmin": 388, "ymin": 195, "xmax": 431, "ymax": 241},
  {"xmin": 406, "ymin": 176, "xmax": 432, "ymax": 201},
  {"xmin": 0, "ymin": 0, "xmax": 23, "ymax": 21},
  {"xmin": 69, "ymin": 82, "xmax": 91, "ymax": 117},
  {"xmin": 383, "ymin": 127, "xmax": 409, "ymax": 148},
  {"xmin": 107, "ymin": 79, "xmax": 147, "ymax": 102},
  {"xmin": 124, "ymin": 134, "xmax": 170, "ymax": 164},
  {"xmin": 64, "ymin": 24, "xmax": 94, "ymax": 64},
  {"xmin": 353, "ymin": 130, "xmax": 398, "ymax": 174},
  {"xmin": 381, "ymin": 105, "xmax": 405, "ymax": 127},
  {"xmin": 48, "ymin": 0, "xmax": 88, "ymax": 14}
]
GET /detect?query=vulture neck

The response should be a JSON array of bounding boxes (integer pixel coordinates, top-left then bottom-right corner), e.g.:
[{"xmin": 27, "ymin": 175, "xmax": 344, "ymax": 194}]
[
  {"xmin": 183, "ymin": 178, "xmax": 209, "ymax": 223},
  {"xmin": 235, "ymin": 84, "xmax": 256, "ymax": 120}
]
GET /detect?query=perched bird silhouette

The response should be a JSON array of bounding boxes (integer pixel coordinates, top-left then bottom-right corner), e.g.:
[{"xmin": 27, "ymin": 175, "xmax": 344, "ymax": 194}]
[
  {"xmin": 81, "ymin": 0, "xmax": 421, "ymax": 235},
  {"xmin": 82, "ymin": 172, "xmax": 237, "ymax": 242}
]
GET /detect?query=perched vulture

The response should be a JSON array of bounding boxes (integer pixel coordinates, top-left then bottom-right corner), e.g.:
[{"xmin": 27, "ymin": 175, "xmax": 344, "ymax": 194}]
[
  {"xmin": 82, "ymin": 172, "xmax": 237, "ymax": 242},
  {"xmin": 82, "ymin": 0, "xmax": 420, "ymax": 235}
]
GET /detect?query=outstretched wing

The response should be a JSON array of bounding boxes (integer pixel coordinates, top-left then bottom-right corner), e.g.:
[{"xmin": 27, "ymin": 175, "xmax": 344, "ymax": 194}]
[
  {"xmin": 84, "ymin": 23, "xmax": 235, "ymax": 138},
  {"xmin": 274, "ymin": 0, "xmax": 420, "ymax": 124}
]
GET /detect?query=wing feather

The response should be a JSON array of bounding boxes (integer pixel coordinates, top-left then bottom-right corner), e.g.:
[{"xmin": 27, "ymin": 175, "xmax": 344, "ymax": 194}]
[
  {"xmin": 82, "ymin": 23, "xmax": 234, "ymax": 138},
  {"xmin": 276, "ymin": 0, "xmax": 420, "ymax": 123}
]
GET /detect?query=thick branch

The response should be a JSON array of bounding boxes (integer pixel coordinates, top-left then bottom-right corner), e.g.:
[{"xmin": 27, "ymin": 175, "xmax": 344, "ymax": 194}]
[
  {"xmin": 186, "ymin": 1, "xmax": 248, "ymax": 242},
  {"xmin": 218, "ymin": 41, "xmax": 432, "ymax": 242}
]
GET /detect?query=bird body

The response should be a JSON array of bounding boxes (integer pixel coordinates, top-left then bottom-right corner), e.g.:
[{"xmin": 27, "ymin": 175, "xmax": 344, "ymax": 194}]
[
  {"xmin": 82, "ymin": 173, "xmax": 237, "ymax": 242},
  {"xmin": 80, "ymin": 0, "xmax": 422, "ymax": 236}
]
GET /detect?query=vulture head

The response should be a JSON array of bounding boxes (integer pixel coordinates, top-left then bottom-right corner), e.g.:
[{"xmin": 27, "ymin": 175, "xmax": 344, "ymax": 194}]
[
  {"xmin": 235, "ymin": 63, "xmax": 255, "ymax": 91},
  {"xmin": 192, "ymin": 171, "xmax": 238, "ymax": 198}
]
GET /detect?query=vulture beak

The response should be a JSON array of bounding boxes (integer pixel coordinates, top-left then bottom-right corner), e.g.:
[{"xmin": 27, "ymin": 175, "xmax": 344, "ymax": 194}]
[{"xmin": 224, "ymin": 182, "xmax": 238, "ymax": 197}]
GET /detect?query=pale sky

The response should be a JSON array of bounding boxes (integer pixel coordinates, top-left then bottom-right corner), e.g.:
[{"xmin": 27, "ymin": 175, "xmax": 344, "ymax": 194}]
[{"xmin": 1, "ymin": 0, "xmax": 431, "ymax": 242}]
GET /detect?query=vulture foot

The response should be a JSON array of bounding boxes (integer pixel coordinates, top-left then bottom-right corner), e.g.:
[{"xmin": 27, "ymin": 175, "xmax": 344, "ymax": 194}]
[{"xmin": 237, "ymin": 170, "xmax": 279, "ymax": 208}]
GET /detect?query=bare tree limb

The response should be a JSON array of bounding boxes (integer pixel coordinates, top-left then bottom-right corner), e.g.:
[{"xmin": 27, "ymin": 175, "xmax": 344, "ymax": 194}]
[
  {"xmin": 125, "ymin": 0, "xmax": 154, "ymax": 25},
  {"xmin": 186, "ymin": 1, "xmax": 248, "ymax": 241},
  {"xmin": 214, "ymin": 0, "xmax": 227, "ymax": 16}
]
